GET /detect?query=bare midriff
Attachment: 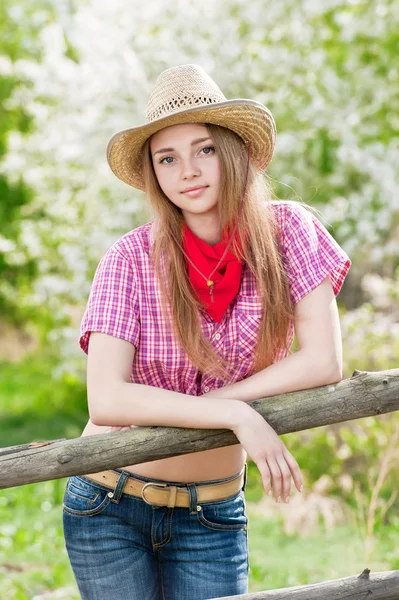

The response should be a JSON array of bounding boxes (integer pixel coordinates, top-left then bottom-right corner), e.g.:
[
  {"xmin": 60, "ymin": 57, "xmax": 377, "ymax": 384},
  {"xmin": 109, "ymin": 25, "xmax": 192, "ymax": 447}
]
[{"xmin": 80, "ymin": 419, "xmax": 246, "ymax": 482}]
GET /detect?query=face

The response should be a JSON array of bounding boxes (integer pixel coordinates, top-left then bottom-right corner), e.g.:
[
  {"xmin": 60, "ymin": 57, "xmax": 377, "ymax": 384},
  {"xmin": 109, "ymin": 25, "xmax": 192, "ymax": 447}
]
[{"xmin": 149, "ymin": 123, "xmax": 221, "ymax": 223}]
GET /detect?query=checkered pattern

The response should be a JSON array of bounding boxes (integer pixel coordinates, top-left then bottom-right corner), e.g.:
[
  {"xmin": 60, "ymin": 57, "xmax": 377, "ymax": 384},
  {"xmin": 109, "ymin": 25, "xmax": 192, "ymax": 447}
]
[{"xmin": 79, "ymin": 201, "xmax": 351, "ymax": 394}]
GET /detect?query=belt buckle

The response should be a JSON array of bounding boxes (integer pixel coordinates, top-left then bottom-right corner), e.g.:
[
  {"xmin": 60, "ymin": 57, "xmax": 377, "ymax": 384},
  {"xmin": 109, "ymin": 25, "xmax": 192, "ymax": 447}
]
[{"xmin": 141, "ymin": 481, "xmax": 168, "ymax": 505}]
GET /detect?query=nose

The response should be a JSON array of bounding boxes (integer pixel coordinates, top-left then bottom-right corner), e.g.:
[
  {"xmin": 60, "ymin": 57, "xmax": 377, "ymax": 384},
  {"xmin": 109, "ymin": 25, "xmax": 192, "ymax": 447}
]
[{"xmin": 180, "ymin": 155, "xmax": 201, "ymax": 180}]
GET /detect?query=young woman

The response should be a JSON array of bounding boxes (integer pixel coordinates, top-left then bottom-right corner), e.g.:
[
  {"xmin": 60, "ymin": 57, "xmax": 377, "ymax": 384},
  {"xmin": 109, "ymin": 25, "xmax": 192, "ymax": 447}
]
[{"xmin": 62, "ymin": 64, "xmax": 351, "ymax": 600}]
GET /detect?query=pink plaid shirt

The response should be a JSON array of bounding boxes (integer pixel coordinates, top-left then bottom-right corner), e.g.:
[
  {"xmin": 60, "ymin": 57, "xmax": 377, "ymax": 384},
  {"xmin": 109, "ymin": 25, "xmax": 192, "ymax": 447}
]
[{"xmin": 80, "ymin": 201, "xmax": 351, "ymax": 395}]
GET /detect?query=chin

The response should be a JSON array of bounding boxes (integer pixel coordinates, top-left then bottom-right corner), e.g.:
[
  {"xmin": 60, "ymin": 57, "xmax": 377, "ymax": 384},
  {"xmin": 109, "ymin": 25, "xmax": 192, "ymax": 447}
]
[{"xmin": 189, "ymin": 206, "xmax": 217, "ymax": 215}]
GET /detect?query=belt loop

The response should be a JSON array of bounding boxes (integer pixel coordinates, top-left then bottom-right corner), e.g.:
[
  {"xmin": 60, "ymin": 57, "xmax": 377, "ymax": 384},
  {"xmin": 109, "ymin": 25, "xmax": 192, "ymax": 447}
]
[
  {"xmin": 167, "ymin": 485, "xmax": 177, "ymax": 508},
  {"xmin": 109, "ymin": 470, "xmax": 130, "ymax": 503},
  {"xmin": 187, "ymin": 484, "xmax": 198, "ymax": 515},
  {"xmin": 242, "ymin": 463, "xmax": 248, "ymax": 492}
]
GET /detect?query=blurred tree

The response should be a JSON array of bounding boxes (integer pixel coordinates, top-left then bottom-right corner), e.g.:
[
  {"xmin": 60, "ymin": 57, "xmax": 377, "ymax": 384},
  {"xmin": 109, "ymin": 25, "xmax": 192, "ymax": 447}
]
[
  {"xmin": 0, "ymin": 0, "xmax": 397, "ymax": 373},
  {"xmin": 0, "ymin": 1, "xmax": 54, "ymax": 327}
]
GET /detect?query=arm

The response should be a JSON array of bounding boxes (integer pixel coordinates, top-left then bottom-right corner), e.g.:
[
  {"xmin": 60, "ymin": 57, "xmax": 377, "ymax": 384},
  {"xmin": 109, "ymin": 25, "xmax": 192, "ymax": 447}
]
[
  {"xmin": 87, "ymin": 331, "xmax": 250, "ymax": 428},
  {"xmin": 203, "ymin": 277, "xmax": 343, "ymax": 403},
  {"xmin": 86, "ymin": 331, "xmax": 303, "ymax": 502}
]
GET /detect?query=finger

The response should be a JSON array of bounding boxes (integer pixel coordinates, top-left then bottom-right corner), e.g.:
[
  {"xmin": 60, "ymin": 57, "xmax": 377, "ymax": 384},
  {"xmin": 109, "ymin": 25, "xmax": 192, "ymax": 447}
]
[
  {"xmin": 275, "ymin": 456, "xmax": 292, "ymax": 503},
  {"xmin": 256, "ymin": 459, "xmax": 272, "ymax": 497},
  {"xmin": 266, "ymin": 457, "xmax": 283, "ymax": 502},
  {"xmin": 282, "ymin": 448, "xmax": 303, "ymax": 493}
]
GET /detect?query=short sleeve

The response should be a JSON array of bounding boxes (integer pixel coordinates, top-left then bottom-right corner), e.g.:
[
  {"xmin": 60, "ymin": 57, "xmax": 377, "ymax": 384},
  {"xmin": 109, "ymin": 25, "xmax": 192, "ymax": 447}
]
[
  {"xmin": 282, "ymin": 202, "xmax": 351, "ymax": 306},
  {"xmin": 79, "ymin": 246, "xmax": 140, "ymax": 354}
]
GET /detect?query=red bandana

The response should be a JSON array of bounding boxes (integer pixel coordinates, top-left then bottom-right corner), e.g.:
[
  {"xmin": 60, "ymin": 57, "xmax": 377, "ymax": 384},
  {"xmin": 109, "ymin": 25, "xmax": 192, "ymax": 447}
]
[{"xmin": 182, "ymin": 222, "xmax": 244, "ymax": 322}]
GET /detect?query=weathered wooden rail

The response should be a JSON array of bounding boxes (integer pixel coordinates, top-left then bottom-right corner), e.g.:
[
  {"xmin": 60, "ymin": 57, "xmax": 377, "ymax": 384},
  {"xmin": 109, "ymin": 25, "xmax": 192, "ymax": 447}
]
[
  {"xmin": 211, "ymin": 569, "xmax": 399, "ymax": 599},
  {"xmin": 1, "ymin": 368, "xmax": 398, "ymax": 490}
]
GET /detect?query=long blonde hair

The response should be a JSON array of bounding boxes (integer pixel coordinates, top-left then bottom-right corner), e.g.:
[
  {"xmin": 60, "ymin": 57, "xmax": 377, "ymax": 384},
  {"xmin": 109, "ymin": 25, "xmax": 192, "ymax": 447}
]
[{"xmin": 141, "ymin": 123, "xmax": 295, "ymax": 380}]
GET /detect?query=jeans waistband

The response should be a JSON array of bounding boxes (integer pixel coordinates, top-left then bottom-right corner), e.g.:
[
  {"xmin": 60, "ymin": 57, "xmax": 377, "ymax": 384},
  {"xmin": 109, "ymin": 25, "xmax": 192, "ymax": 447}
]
[
  {"xmin": 112, "ymin": 463, "xmax": 247, "ymax": 491},
  {"xmin": 80, "ymin": 464, "xmax": 247, "ymax": 510}
]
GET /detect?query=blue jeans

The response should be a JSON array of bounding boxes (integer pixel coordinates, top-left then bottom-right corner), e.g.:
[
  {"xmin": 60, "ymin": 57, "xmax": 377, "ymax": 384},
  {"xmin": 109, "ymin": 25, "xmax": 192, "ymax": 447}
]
[{"xmin": 62, "ymin": 468, "xmax": 249, "ymax": 600}]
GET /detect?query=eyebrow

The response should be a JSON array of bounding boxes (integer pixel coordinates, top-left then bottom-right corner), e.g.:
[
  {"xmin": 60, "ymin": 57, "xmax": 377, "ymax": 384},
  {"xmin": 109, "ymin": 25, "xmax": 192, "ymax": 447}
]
[{"xmin": 152, "ymin": 137, "xmax": 212, "ymax": 157}]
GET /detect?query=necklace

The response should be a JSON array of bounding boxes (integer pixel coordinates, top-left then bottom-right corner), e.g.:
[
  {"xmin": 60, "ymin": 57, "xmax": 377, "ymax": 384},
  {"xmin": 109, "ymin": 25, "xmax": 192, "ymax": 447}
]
[{"xmin": 170, "ymin": 141, "xmax": 252, "ymax": 303}]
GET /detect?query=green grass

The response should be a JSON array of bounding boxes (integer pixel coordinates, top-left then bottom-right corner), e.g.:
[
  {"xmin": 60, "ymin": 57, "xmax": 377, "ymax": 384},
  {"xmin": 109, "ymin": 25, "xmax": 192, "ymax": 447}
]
[
  {"xmin": 0, "ymin": 479, "xmax": 78, "ymax": 599},
  {"xmin": 0, "ymin": 353, "xmax": 88, "ymax": 447},
  {"xmin": 246, "ymin": 508, "xmax": 391, "ymax": 592},
  {"xmin": 0, "ymin": 352, "xmax": 87, "ymax": 597}
]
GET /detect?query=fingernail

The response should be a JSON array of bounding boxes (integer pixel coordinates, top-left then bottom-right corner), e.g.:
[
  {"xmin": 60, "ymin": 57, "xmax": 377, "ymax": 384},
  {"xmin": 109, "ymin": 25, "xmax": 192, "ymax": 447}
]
[
  {"xmin": 285, "ymin": 496, "xmax": 290, "ymax": 504},
  {"xmin": 300, "ymin": 484, "xmax": 303, "ymax": 493},
  {"xmin": 268, "ymin": 490, "xmax": 272, "ymax": 497},
  {"xmin": 277, "ymin": 496, "xmax": 281, "ymax": 503}
]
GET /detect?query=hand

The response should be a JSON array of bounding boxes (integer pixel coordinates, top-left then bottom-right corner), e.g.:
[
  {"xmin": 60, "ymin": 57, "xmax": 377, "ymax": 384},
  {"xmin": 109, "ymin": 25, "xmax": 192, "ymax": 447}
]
[{"xmin": 233, "ymin": 408, "xmax": 303, "ymax": 504}]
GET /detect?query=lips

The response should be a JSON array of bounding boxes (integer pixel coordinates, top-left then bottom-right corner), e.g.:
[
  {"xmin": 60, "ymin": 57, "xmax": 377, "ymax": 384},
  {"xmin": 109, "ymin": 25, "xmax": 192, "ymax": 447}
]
[
  {"xmin": 182, "ymin": 186, "xmax": 208, "ymax": 198},
  {"xmin": 181, "ymin": 185, "xmax": 208, "ymax": 193}
]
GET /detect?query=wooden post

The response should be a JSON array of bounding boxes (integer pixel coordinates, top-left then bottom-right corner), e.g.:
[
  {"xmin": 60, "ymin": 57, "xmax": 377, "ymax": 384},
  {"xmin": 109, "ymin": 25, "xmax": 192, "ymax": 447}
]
[{"xmin": 1, "ymin": 368, "xmax": 398, "ymax": 490}]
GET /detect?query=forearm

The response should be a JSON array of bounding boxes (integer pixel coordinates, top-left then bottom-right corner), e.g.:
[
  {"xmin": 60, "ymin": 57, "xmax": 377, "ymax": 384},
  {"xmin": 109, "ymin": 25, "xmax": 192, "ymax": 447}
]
[
  {"xmin": 205, "ymin": 349, "xmax": 342, "ymax": 402},
  {"xmin": 89, "ymin": 381, "xmax": 251, "ymax": 429}
]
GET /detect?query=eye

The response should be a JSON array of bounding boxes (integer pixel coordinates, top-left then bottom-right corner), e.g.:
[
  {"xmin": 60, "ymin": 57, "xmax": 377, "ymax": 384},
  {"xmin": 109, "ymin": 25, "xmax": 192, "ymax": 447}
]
[
  {"xmin": 159, "ymin": 156, "xmax": 174, "ymax": 165},
  {"xmin": 200, "ymin": 146, "xmax": 215, "ymax": 155}
]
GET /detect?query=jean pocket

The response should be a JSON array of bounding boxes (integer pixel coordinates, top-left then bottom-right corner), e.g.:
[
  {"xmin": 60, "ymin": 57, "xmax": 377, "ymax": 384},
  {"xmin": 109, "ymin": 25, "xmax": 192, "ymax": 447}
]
[
  {"xmin": 196, "ymin": 490, "xmax": 248, "ymax": 532},
  {"xmin": 63, "ymin": 476, "xmax": 112, "ymax": 517}
]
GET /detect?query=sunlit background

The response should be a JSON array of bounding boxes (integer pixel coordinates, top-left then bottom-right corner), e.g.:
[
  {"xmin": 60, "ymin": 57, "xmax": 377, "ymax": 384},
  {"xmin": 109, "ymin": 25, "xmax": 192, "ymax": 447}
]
[{"xmin": 0, "ymin": 0, "xmax": 398, "ymax": 597}]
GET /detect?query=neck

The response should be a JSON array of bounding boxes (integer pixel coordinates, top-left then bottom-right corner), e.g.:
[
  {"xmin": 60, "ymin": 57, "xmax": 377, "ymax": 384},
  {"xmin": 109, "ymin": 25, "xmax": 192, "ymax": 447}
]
[{"xmin": 182, "ymin": 214, "xmax": 221, "ymax": 245}]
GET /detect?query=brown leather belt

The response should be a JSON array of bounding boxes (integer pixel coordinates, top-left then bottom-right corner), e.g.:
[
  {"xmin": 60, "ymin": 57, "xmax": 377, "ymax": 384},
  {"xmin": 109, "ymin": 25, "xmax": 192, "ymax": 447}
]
[{"xmin": 81, "ymin": 464, "xmax": 247, "ymax": 508}]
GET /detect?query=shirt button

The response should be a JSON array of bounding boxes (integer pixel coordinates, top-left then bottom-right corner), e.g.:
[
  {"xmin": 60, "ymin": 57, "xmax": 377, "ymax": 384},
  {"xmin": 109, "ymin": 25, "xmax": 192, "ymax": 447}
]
[
  {"xmin": 215, "ymin": 333, "xmax": 221, "ymax": 340},
  {"xmin": 204, "ymin": 386, "xmax": 210, "ymax": 393}
]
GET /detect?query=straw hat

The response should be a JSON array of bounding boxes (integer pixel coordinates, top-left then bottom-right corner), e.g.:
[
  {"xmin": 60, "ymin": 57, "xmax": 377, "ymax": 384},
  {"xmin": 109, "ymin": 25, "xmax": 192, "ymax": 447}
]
[{"xmin": 106, "ymin": 64, "xmax": 277, "ymax": 191}]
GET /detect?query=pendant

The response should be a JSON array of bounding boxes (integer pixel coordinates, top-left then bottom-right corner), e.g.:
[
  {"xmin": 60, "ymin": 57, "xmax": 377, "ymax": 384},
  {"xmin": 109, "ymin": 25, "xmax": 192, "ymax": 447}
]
[{"xmin": 207, "ymin": 280, "xmax": 215, "ymax": 303}]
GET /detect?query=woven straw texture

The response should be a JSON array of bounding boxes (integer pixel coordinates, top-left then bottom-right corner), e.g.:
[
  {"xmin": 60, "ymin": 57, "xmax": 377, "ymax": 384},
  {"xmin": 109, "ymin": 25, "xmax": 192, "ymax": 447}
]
[{"xmin": 106, "ymin": 64, "xmax": 276, "ymax": 191}]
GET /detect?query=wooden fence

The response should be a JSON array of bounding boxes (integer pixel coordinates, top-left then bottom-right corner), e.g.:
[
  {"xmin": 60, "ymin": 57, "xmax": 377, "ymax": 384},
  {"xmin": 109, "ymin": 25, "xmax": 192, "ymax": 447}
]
[
  {"xmin": 1, "ymin": 368, "xmax": 398, "ymax": 490},
  {"xmin": 1, "ymin": 368, "xmax": 399, "ymax": 598}
]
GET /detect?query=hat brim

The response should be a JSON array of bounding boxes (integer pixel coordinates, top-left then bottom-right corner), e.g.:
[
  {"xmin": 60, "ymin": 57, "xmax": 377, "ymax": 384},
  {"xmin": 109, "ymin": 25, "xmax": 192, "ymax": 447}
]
[{"xmin": 106, "ymin": 99, "xmax": 276, "ymax": 191}]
